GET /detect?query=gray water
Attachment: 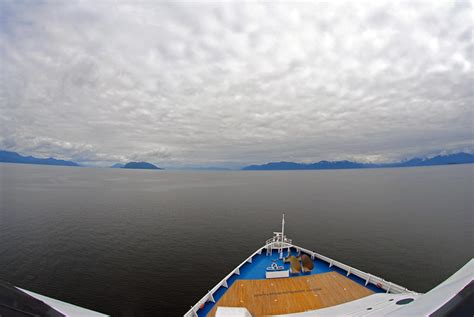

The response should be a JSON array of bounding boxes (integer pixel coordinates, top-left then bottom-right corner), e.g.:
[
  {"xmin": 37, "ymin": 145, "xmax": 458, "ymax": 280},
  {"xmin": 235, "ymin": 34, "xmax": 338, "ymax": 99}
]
[{"xmin": 0, "ymin": 163, "xmax": 472, "ymax": 316}]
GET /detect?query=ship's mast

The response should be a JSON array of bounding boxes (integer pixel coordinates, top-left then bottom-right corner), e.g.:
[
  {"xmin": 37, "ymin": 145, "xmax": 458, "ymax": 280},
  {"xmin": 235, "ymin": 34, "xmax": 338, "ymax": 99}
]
[
  {"xmin": 280, "ymin": 213, "xmax": 285, "ymax": 259},
  {"xmin": 281, "ymin": 213, "xmax": 285, "ymax": 240}
]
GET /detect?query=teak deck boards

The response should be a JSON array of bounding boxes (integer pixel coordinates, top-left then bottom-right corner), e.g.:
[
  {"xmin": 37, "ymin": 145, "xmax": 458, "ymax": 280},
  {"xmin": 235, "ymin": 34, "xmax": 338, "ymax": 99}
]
[{"xmin": 208, "ymin": 272, "xmax": 374, "ymax": 316}]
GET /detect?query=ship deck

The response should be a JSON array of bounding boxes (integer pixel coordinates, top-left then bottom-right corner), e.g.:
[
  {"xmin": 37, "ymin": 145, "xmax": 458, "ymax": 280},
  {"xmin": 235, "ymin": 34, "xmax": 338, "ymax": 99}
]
[
  {"xmin": 198, "ymin": 248, "xmax": 384, "ymax": 316},
  {"xmin": 208, "ymin": 272, "xmax": 374, "ymax": 316}
]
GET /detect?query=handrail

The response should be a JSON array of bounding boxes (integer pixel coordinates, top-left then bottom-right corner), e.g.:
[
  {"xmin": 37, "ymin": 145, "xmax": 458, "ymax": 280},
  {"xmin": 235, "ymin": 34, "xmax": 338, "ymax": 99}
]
[
  {"xmin": 183, "ymin": 246, "xmax": 264, "ymax": 317},
  {"xmin": 293, "ymin": 244, "xmax": 417, "ymax": 295},
  {"xmin": 265, "ymin": 237, "xmax": 293, "ymax": 245}
]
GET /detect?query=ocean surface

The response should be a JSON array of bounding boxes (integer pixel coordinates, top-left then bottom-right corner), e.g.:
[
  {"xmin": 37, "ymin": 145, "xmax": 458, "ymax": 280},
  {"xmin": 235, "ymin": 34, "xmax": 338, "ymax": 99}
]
[{"xmin": 0, "ymin": 163, "xmax": 472, "ymax": 316}]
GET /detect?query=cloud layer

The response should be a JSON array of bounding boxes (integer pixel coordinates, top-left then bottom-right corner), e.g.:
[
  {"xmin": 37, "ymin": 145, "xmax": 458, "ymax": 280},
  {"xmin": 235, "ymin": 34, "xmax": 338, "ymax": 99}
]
[{"xmin": 1, "ymin": 1, "xmax": 472, "ymax": 167}]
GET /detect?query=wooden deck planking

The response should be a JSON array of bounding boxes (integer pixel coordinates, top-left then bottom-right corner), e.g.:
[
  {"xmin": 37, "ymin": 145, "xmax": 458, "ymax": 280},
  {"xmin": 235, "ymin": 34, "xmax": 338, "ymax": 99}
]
[{"xmin": 208, "ymin": 272, "xmax": 374, "ymax": 316}]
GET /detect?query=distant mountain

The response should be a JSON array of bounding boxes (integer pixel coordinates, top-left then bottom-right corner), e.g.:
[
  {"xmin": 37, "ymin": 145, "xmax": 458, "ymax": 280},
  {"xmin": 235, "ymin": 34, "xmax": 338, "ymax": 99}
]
[
  {"xmin": 110, "ymin": 163, "xmax": 125, "ymax": 168},
  {"xmin": 395, "ymin": 152, "xmax": 474, "ymax": 167},
  {"xmin": 122, "ymin": 161, "xmax": 162, "ymax": 170},
  {"xmin": 0, "ymin": 150, "xmax": 79, "ymax": 167},
  {"xmin": 309, "ymin": 160, "xmax": 368, "ymax": 169},
  {"xmin": 242, "ymin": 153, "xmax": 474, "ymax": 170},
  {"xmin": 243, "ymin": 160, "xmax": 368, "ymax": 170}
]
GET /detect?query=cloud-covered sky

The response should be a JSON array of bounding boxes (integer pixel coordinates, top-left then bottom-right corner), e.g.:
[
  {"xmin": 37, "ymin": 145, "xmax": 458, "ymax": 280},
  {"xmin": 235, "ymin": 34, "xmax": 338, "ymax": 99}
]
[{"xmin": 1, "ymin": 1, "xmax": 472, "ymax": 167}]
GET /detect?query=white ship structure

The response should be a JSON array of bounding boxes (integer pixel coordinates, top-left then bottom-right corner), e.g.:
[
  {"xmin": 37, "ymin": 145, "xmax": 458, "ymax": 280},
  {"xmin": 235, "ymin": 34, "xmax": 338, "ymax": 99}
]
[{"xmin": 185, "ymin": 215, "xmax": 473, "ymax": 317}]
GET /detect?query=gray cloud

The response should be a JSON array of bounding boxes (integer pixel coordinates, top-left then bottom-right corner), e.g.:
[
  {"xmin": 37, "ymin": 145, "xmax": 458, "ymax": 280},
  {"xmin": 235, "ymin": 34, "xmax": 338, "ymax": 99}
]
[{"xmin": 1, "ymin": 1, "xmax": 472, "ymax": 167}]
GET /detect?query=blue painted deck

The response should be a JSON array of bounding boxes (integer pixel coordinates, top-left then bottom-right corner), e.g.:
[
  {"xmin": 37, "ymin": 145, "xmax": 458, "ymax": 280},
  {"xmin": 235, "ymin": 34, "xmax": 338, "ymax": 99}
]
[{"xmin": 197, "ymin": 247, "xmax": 384, "ymax": 317}]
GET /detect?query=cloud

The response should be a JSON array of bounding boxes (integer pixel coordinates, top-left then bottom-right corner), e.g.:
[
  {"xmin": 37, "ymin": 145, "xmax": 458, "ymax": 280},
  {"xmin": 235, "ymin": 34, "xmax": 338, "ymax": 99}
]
[{"xmin": 1, "ymin": 1, "xmax": 472, "ymax": 167}]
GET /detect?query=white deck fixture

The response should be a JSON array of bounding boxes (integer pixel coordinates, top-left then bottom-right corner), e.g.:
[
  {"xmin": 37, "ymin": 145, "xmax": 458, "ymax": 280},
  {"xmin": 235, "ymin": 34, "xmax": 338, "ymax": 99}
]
[
  {"xmin": 215, "ymin": 307, "xmax": 253, "ymax": 317},
  {"xmin": 266, "ymin": 270, "xmax": 290, "ymax": 279}
]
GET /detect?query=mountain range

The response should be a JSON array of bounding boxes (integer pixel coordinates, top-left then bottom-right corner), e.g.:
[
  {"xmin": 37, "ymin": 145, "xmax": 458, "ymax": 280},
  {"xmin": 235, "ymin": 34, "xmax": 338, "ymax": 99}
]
[
  {"xmin": 1, "ymin": 149, "xmax": 473, "ymax": 170},
  {"xmin": 242, "ymin": 152, "xmax": 474, "ymax": 170},
  {"xmin": 122, "ymin": 162, "xmax": 162, "ymax": 170},
  {"xmin": 0, "ymin": 150, "xmax": 79, "ymax": 167}
]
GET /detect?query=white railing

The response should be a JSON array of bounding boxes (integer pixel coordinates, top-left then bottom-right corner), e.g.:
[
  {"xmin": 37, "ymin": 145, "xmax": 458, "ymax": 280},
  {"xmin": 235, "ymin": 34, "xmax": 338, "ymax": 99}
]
[
  {"xmin": 184, "ymin": 240, "xmax": 416, "ymax": 316},
  {"xmin": 183, "ymin": 246, "xmax": 265, "ymax": 317},
  {"xmin": 266, "ymin": 236, "xmax": 292, "ymax": 245},
  {"xmin": 292, "ymin": 244, "xmax": 417, "ymax": 295}
]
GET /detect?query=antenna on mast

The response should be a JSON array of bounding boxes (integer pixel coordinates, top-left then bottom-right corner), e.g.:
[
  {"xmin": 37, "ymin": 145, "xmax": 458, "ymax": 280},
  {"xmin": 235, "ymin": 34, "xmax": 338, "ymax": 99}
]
[
  {"xmin": 281, "ymin": 213, "xmax": 285, "ymax": 238},
  {"xmin": 279, "ymin": 213, "xmax": 285, "ymax": 259}
]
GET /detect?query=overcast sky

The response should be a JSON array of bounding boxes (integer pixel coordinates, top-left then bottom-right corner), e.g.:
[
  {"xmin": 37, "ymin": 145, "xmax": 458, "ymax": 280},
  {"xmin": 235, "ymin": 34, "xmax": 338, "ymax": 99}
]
[{"xmin": 1, "ymin": 1, "xmax": 472, "ymax": 168}]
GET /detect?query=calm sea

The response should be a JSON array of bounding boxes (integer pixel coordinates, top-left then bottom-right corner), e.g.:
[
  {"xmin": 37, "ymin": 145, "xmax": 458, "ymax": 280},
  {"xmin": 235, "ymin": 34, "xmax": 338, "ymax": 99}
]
[{"xmin": 0, "ymin": 163, "xmax": 472, "ymax": 316}]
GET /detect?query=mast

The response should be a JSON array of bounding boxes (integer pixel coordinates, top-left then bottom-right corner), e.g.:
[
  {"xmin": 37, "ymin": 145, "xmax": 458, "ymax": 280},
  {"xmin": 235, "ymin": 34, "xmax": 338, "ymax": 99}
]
[
  {"xmin": 280, "ymin": 213, "xmax": 285, "ymax": 259},
  {"xmin": 281, "ymin": 213, "xmax": 285, "ymax": 240}
]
